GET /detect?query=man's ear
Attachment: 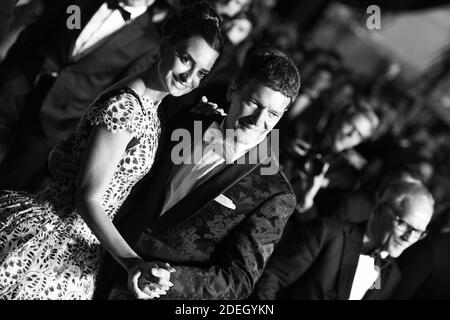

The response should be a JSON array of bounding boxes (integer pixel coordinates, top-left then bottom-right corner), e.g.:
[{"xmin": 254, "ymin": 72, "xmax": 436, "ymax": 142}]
[{"xmin": 227, "ymin": 80, "xmax": 237, "ymax": 102}]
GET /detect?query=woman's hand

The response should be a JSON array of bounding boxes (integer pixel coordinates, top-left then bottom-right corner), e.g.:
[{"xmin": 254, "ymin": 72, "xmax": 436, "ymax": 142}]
[
  {"xmin": 127, "ymin": 260, "xmax": 175, "ymax": 300},
  {"xmin": 191, "ymin": 96, "xmax": 227, "ymax": 116}
]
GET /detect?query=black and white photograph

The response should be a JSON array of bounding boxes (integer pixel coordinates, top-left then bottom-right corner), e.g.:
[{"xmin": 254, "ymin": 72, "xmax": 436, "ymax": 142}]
[{"xmin": 0, "ymin": 0, "xmax": 449, "ymax": 312}]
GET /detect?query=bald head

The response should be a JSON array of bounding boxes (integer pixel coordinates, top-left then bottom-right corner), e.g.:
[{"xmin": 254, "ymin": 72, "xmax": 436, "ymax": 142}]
[
  {"xmin": 371, "ymin": 180, "xmax": 434, "ymax": 258},
  {"xmin": 379, "ymin": 180, "xmax": 434, "ymax": 218}
]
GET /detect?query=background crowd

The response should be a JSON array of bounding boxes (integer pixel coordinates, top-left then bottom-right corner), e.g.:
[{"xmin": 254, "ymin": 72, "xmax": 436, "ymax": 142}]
[{"xmin": 0, "ymin": 0, "xmax": 449, "ymax": 300}]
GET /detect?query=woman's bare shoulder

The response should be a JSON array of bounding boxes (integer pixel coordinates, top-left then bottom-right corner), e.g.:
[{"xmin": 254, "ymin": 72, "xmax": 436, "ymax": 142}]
[
  {"xmin": 105, "ymin": 71, "xmax": 147, "ymax": 97},
  {"xmin": 124, "ymin": 75, "xmax": 147, "ymax": 96}
]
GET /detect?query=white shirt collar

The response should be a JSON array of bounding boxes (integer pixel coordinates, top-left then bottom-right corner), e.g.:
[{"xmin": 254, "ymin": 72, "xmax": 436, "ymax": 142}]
[
  {"xmin": 362, "ymin": 235, "xmax": 389, "ymax": 259},
  {"xmin": 119, "ymin": 2, "xmax": 148, "ymax": 19}
]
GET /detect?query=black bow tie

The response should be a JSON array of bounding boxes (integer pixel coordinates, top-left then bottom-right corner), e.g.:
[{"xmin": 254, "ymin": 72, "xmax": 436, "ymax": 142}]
[
  {"xmin": 371, "ymin": 250, "xmax": 392, "ymax": 270},
  {"xmin": 106, "ymin": 0, "xmax": 131, "ymax": 21},
  {"xmin": 362, "ymin": 247, "xmax": 391, "ymax": 270}
]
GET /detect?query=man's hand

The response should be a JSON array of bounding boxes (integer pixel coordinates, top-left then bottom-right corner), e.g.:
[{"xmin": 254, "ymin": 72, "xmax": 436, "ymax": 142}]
[
  {"xmin": 128, "ymin": 261, "xmax": 175, "ymax": 300},
  {"xmin": 297, "ymin": 162, "xmax": 330, "ymax": 213},
  {"xmin": 48, "ymin": 147, "xmax": 77, "ymax": 182},
  {"xmin": 191, "ymin": 96, "xmax": 227, "ymax": 116}
]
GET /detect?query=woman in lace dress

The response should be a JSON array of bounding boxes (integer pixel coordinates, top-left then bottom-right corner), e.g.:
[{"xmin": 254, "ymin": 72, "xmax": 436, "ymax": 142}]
[{"xmin": 0, "ymin": 3, "xmax": 223, "ymax": 300}]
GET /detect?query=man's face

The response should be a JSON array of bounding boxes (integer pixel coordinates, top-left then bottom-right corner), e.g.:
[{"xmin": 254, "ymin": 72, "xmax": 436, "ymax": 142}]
[
  {"xmin": 371, "ymin": 195, "xmax": 433, "ymax": 258},
  {"xmin": 224, "ymin": 79, "xmax": 291, "ymax": 145},
  {"xmin": 331, "ymin": 113, "xmax": 373, "ymax": 153}
]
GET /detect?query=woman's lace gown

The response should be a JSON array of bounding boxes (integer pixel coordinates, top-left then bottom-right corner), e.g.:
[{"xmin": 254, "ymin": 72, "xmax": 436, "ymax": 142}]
[{"xmin": 0, "ymin": 88, "xmax": 162, "ymax": 299}]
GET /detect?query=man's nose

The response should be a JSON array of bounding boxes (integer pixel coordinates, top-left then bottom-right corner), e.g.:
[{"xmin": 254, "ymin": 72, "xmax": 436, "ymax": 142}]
[
  {"xmin": 400, "ymin": 230, "xmax": 414, "ymax": 242},
  {"xmin": 250, "ymin": 108, "xmax": 267, "ymax": 127}
]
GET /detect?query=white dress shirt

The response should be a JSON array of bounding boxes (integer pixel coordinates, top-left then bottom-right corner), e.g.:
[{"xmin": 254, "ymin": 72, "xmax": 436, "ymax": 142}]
[
  {"xmin": 348, "ymin": 254, "xmax": 380, "ymax": 300},
  {"xmin": 161, "ymin": 121, "xmax": 264, "ymax": 214},
  {"xmin": 72, "ymin": 2, "xmax": 147, "ymax": 58}
]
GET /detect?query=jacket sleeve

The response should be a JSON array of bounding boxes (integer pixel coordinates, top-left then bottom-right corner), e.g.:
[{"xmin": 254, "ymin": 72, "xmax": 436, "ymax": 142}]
[
  {"xmin": 253, "ymin": 218, "xmax": 327, "ymax": 299},
  {"xmin": 157, "ymin": 193, "xmax": 296, "ymax": 300}
]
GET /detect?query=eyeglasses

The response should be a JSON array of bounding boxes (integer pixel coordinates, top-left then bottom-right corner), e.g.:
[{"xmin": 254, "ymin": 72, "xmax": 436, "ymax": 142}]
[
  {"xmin": 392, "ymin": 215, "xmax": 428, "ymax": 240},
  {"xmin": 381, "ymin": 201, "xmax": 429, "ymax": 240}
]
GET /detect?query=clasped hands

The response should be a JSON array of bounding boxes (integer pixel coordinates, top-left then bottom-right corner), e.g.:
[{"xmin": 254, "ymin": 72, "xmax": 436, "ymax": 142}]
[
  {"xmin": 128, "ymin": 260, "xmax": 176, "ymax": 300},
  {"xmin": 48, "ymin": 151, "xmax": 176, "ymax": 300}
]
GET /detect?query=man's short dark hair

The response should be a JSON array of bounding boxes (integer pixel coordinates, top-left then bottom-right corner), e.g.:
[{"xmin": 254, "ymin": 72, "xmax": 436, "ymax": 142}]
[{"xmin": 235, "ymin": 48, "xmax": 301, "ymax": 103}]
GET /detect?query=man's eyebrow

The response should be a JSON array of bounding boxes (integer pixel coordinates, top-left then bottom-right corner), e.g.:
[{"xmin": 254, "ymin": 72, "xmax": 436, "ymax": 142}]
[
  {"xmin": 248, "ymin": 97, "xmax": 265, "ymax": 109},
  {"xmin": 248, "ymin": 96, "xmax": 282, "ymax": 114},
  {"xmin": 271, "ymin": 109, "xmax": 282, "ymax": 115},
  {"xmin": 184, "ymin": 52, "xmax": 194, "ymax": 63}
]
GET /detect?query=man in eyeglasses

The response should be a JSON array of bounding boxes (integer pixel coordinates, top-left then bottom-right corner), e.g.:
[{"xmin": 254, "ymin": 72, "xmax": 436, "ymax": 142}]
[
  {"xmin": 253, "ymin": 178, "xmax": 434, "ymax": 300},
  {"xmin": 364, "ymin": 178, "xmax": 433, "ymax": 259}
]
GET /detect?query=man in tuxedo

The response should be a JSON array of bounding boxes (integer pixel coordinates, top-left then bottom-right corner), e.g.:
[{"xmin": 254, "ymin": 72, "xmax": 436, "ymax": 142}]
[
  {"xmin": 253, "ymin": 178, "xmax": 435, "ymax": 300},
  {"xmin": 92, "ymin": 48, "xmax": 301, "ymax": 299},
  {"xmin": 0, "ymin": 0, "xmax": 160, "ymax": 190}
]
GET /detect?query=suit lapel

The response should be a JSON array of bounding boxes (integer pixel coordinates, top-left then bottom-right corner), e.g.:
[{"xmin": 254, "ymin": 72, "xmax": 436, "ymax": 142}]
[
  {"xmin": 64, "ymin": 0, "xmax": 104, "ymax": 62},
  {"xmin": 151, "ymin": 111, "xmax": 273, "ymax": 231},
  {"xmin": 143, "ymin": 112, "xmax": 216, "ymax": 228},
  {"xmin": 363, "ymin": 259, "xmax": 401, "ymax": 300},
  {"xmin": 336, "ymin": 223, "xmax": 365, "ymax": 300},
  {"xmin": 136, "ymin": 108, "xmax": 273, "ymax": 232},
  {"xmin": 70, "ymin": 6, "xmax": 151, "ymax": 64},
  {"xmin": 151, "ymin": 142, "xmax": 265, "ymax": 231}
]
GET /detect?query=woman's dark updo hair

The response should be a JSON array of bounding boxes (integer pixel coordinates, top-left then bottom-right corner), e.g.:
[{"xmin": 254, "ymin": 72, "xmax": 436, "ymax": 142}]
[{"xmin": 161, "ymin": 1, "xmax": 224, "ymax": 56}]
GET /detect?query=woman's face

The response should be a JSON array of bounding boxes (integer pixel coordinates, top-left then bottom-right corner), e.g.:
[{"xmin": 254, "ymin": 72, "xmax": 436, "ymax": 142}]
[
  {"xmin": 224, "ymin": 17, "xmax": 252, "ymax": 45},
  {"xmin": 215, "ymin": 0, "xmax": 251, "ymax": 18},
  {"xmin": 158, "ymin": 36, "xmax": 220, "ymax": 97}
]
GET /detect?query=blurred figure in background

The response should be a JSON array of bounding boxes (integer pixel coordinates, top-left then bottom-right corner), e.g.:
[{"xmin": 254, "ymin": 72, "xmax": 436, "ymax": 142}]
[
  {"xmin": 282, "ymin": 100, "xmax": 379, "ymax": 220},
  {"xmin": 0, "ymin": 0, "xmax": 20, "ymax": 45},
  {"xmin": 0, "ymin": 0, "xmax": 45, "ymax": 62},
  {"xmin": 286, "ymin": 63, "xmax": 334, "ymax": 123},
  {"xmin": 214, "ymin": 0, "xmax": 252, "ymax": 19},
  {"xmin": 223, "ymin": 12, "xmax": 254, "ymax": 47},
  {"xmin": 0, "ymin": 0, "xmax": 160, "ymax": 191}
]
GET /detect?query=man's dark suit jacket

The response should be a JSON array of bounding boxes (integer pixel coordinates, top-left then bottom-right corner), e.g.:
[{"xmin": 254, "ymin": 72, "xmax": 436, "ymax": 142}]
[
  {"xmin": 94, "ymin": 109, "xmax": 297, "ymax": 300},
  {"xmin": 253, "ymin": 217, "xmax": 401, "ymax": 300},
  {"xmin": 392, "ymin": 233, "xmax": 450, "ymax": 299},
  {"xmin": 0, "ymin": 0, "xmax": 160, "ymax": 189}
]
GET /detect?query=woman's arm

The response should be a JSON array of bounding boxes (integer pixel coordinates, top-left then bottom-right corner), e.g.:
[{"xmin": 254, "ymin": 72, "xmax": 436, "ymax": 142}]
[
  {"xmin": 75, "ymin": 124, "xmax": 168, "ymax": 299},
  {"xmin": 75, "ymin": 125, "xmax": 139, "ymax": 271}
]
